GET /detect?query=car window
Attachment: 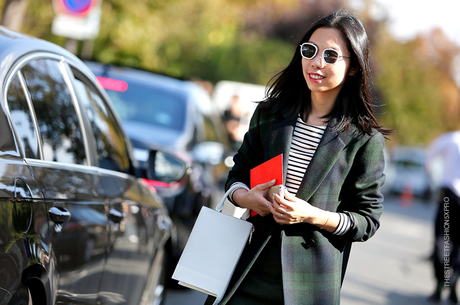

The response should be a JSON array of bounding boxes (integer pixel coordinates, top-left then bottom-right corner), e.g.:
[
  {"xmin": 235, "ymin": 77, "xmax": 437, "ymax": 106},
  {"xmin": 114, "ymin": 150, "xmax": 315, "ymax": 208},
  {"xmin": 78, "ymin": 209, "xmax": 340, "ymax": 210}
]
[
  {"xmin": 101, "ymin": 79, "xmax": 186, "ymax": 131},
  {"xmin": 72, "ymin": 75, "xmax": 131, "ymax": 173},
  {"xmin": 20, "ymin": 59, "xmax": 87, "ymax": 165},
  {"xmin": 6, "ymin": 73, "xmax": 40, "ymax": 158}
]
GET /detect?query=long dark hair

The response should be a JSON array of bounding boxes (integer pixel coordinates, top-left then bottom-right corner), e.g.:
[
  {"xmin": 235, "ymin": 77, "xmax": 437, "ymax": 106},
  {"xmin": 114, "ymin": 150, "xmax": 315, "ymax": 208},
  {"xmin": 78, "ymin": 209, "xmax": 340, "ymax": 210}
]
[{"xmin": 263, "ymin": 10, "xmax": 390, "ymax": 137}]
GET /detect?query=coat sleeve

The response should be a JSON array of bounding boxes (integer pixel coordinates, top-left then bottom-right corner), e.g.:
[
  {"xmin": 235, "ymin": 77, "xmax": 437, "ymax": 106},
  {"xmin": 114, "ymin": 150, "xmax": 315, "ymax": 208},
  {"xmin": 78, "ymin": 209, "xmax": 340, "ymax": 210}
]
[{"xmin": 341, "ymin": 131, "xmax": 386, "ymax": 242}]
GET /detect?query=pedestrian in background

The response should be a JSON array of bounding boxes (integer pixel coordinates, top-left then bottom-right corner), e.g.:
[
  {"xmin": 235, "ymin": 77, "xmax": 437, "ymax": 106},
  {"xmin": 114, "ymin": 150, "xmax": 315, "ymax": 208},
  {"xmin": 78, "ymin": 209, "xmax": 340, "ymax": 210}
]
[
  {"xmin": 426, "ymin": 130, "xmax": 460, "ymax": 304},
  {"xmin": 224, "ymin": 95, "xmax": 246, "ymax": 150},
  {"xmin": 205, "ymin": 10, "xmax": 390, "ymax": 305}
]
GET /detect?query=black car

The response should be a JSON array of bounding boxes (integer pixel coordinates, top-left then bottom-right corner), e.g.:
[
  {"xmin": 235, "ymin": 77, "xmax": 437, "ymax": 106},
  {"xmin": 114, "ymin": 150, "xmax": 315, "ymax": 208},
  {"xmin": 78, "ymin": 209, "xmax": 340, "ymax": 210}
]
[
  {"xmin": 0, "ymin": 27, "xmax": 187, "ymax": 305},
  {"xmin": 85, "ymin": 62, "xmax": 231, "ymax": 256}
]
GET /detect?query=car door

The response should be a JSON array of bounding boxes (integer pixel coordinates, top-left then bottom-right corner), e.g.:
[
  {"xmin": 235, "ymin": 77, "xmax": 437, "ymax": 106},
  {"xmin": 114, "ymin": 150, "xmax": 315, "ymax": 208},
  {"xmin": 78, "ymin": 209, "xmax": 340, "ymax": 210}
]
[
  {"xmin": 10, "ymin": 55, "xmax": 109, "ymax": 304},
  {"xmin": 2, "ymin": 72, "xmax": 50, "ymax": 304},
  {"xmin": 70, "ymin": 70, "xmax": 169, "ymax": 305}
]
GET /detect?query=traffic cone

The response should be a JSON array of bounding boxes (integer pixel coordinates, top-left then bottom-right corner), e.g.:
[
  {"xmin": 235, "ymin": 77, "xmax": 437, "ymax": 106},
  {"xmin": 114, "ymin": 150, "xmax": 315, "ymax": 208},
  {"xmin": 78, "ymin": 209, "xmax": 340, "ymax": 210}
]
[{"xmin": 400, "ymin": 184, "xmax": 413, "ymax": 207}]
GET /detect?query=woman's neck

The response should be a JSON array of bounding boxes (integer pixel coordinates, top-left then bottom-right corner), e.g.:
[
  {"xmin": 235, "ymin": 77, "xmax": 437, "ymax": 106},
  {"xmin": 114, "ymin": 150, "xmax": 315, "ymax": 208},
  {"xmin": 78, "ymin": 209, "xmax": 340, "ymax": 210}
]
[{"xmin": 305, "ymin": 92, "xmax": 336, "ymax": 126}]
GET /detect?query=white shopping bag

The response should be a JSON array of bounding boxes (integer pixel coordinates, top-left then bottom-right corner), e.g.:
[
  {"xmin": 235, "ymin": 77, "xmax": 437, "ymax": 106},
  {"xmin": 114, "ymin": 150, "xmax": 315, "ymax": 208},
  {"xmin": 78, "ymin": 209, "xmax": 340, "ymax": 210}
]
[{"xmin": 172, "ymin": 185, "xmax": 253, "ymax": 305}]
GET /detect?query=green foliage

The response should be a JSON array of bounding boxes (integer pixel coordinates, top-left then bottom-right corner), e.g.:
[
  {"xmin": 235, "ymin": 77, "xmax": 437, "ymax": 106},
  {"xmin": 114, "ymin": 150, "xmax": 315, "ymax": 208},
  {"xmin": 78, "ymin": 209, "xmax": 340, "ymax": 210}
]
[
  {"xmin": 1, "ymin": 0, "xmax": 458, "ymax": 147},
  {"xmin": 374, "ymin": 32, "xmax": 460, "ymax": 146},
  {"xmin": 91, "ymin": 0, "xmax": 294, "ymax": 85}
]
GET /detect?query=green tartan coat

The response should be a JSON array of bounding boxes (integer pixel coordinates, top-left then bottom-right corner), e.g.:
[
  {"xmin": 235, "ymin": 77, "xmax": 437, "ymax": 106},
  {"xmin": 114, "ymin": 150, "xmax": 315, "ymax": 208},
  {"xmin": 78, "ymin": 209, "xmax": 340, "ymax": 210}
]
[{"xmin": 217, "ymin": 103, "xmax": 385, "ymax": 305}]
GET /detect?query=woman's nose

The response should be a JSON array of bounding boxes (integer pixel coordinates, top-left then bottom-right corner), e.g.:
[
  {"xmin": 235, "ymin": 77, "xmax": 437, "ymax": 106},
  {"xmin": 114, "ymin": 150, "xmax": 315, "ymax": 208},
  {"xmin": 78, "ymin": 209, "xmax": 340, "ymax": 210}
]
[{"xmin": 311, "ymin": 52, "xmax": 324, "ymax": 68}]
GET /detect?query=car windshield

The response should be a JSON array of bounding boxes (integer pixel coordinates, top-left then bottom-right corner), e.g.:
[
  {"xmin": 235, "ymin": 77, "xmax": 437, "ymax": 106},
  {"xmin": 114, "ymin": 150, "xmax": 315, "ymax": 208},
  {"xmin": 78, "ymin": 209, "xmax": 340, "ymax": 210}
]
[{"xmin": 104, "ymin": 80, "xmax": 186, "ymax": 131}]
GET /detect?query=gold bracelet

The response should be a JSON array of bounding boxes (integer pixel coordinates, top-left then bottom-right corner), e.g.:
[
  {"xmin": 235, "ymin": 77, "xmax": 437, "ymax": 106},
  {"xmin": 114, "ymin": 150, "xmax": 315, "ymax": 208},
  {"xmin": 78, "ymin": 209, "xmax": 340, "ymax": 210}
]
[{"xmin": 321, "ymin": 211, "xmax": 330, "ymax": 229}]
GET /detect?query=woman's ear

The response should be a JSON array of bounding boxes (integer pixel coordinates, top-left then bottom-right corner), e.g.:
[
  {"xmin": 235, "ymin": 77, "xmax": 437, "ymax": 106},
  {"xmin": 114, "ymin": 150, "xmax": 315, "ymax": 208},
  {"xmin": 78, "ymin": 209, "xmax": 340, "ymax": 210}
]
[{"xmin": 348, "ymin": 66, "xmax": 359, "ymax": 76}]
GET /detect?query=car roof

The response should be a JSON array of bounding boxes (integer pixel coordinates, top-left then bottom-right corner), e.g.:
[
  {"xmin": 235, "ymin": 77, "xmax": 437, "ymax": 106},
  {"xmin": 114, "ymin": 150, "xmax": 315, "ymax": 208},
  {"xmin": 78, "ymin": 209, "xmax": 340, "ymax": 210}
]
[
  {"xmin": 0, "ymin": 26, "xmax": 139, "ymax": 165},
  {"xmin": 86, "ymin": 61, "xmax": 191, "ymax": 95},
  {"xmin": 0, "ymin": 26, "xmax": 98, "ymax": 93},
  {"xmin": 85, "ymin": 61, "xmax": 216, "ymax": 116},
  {"xmin": 391, "ymin": 146, "xmax": 426, "ymax": 163}
]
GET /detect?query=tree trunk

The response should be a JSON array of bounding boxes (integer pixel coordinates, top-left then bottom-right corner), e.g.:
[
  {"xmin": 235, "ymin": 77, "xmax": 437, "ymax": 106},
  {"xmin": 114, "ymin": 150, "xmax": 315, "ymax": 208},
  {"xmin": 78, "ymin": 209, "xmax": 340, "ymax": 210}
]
[{"xmin": 1, "ymin": 0, "xmax": 29, "ymax": 32}]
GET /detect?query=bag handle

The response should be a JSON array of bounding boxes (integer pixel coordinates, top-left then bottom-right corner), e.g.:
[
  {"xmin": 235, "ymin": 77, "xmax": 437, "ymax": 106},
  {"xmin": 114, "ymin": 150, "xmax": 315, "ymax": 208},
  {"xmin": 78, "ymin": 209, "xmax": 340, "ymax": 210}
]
[{"xmin": 215, "ymin": 183, "xmax": 251, "ymax": 220}]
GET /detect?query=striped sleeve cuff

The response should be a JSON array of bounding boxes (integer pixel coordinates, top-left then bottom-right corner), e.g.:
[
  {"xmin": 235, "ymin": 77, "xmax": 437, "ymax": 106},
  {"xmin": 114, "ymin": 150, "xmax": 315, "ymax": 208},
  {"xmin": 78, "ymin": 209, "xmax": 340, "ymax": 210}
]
[
  {"xmin": 332, "ymin": 212, "xmax": 352, "ymax": 236},
  {"xmin": 227, "ymin": 182, "xmax": 250, "ymax": 206}
]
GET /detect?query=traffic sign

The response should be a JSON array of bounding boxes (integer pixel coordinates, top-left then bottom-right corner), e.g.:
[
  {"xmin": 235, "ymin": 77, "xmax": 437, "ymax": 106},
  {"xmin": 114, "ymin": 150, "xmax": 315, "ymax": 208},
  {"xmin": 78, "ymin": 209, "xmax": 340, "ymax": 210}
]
[{"xmin": 52, "ymin": 0, "xmax": 102, "ymax": 40}]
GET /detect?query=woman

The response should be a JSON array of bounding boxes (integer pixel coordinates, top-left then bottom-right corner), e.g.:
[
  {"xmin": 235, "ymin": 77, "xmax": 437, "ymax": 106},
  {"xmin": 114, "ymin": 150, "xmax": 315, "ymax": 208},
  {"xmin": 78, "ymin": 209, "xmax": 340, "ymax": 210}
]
[{"xmin": 206, "ymin": 10, "xmax": 390, "ymax": 305}]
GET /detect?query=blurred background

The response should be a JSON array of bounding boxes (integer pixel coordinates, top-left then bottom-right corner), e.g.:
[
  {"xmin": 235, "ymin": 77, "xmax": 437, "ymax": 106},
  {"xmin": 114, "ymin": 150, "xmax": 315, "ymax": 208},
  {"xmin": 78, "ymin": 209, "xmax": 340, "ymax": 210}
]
[
  {"xmin": 2, "ymin": 0, "xmax": 459, "ymax": 304},
  {"xmin": 2, "ymin": 0, "xmax": 459, "ymax": 146}
]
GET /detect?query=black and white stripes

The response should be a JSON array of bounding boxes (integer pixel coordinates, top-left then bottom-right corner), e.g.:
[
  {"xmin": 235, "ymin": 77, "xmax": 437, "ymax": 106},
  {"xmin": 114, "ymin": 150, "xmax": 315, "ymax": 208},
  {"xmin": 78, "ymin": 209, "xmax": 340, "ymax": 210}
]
[
  {"xmin": 286, "ymin": 115, "xmax": 351, "ymax": 236},
  {"xmin": 331, "ymin": 212, "xmax": 351, "ymax": 236},
  {"xmin": 229, "ymin": 113, "xmax": 352, "ymax": 235},
  {"xmin": 285, "ymin": 115, "xmax": 326, "ymax": 194}
]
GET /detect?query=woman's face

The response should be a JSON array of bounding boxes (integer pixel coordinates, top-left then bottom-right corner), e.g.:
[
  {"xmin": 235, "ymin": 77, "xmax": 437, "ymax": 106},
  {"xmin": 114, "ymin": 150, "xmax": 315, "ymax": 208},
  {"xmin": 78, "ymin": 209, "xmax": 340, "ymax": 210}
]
[{"xmin": 302, "ymin": 27, "xmax": 354, "ymax": 100}]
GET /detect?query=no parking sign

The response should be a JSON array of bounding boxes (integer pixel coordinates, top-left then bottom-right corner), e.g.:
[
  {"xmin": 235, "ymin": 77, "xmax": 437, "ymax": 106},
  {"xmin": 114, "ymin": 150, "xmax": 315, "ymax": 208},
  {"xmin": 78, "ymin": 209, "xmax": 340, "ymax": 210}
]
[
  {"xmin": 52, "ymin": 0, "xmax": 102, "ymax": 40},
  {"xmin": 54, "ymin": 0, "xmax": 97, "ymax": 17}
]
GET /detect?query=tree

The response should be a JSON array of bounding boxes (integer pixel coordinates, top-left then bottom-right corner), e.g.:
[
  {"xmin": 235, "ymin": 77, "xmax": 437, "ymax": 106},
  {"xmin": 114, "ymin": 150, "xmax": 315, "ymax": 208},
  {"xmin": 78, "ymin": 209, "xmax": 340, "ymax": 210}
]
[
  {"xmin": 242, "ymin": 0, "xmax": 349, "ymax": 44},
  {"xmin": 0, "ymin": 0, "xmax": 29, "ymax": 31},
  {"xmin": 374, "ymin": 29, "xmax": 460, "ymax": 146},
  {"xmin": 3, "ymin": 0, "xmax": 459, "ymax": 147}
]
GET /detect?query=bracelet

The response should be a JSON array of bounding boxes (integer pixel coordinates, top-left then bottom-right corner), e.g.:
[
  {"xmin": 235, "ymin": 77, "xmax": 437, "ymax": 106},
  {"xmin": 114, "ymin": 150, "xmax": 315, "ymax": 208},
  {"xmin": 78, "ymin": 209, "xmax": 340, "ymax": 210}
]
[{"xmin": 321, "ymin": 211, "xmax": 330, "ymax": 229}]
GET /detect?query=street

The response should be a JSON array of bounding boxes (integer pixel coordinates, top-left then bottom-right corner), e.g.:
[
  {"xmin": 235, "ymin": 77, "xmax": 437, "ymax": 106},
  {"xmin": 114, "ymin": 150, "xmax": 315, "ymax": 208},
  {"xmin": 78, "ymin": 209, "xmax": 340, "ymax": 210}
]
[{"xmin": 164, "ymin": 194, "xmax": 451, "ymax": 305}]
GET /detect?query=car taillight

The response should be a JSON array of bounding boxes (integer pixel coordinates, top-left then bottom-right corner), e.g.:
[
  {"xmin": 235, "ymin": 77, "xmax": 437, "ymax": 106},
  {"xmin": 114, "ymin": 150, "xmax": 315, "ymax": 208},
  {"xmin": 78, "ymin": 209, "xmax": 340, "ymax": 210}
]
[
  {"xmin": 142, "ymin": 178, "xmax": 169, "ymax": 187},
  {"xmin": 96, "ymin": 76, "xmax": 128, "ymax": 92}
]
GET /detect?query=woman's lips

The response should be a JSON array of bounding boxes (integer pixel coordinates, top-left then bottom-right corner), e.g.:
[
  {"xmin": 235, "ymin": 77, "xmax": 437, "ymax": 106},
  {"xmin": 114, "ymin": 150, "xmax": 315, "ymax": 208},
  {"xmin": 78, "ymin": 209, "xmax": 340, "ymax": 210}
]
[{"xmin": 309, "ymin": 73, "xmax": 325, "ymax": 82}]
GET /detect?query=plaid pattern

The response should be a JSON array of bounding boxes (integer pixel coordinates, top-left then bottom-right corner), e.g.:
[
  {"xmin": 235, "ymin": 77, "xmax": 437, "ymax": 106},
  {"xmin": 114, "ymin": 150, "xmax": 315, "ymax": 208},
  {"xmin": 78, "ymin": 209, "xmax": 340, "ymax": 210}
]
[{"xmin": 221, "ymin": 105, "xmax": 385, "ymax": 305}]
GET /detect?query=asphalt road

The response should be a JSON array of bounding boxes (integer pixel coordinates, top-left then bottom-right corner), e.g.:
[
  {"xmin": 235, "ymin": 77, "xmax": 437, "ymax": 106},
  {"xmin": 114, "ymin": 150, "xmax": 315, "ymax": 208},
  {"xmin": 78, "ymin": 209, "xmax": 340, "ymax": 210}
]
[{"xmin": 164, "ymin": 194, "xmax": 453, "ymax": 305}]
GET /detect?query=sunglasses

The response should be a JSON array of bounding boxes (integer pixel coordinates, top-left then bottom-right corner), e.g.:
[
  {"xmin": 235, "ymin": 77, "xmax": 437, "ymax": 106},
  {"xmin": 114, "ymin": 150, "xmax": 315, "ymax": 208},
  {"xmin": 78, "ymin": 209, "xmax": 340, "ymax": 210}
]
[{"xmin": 300, "ymin": 42, "xmax": 350, "ymax": 65}]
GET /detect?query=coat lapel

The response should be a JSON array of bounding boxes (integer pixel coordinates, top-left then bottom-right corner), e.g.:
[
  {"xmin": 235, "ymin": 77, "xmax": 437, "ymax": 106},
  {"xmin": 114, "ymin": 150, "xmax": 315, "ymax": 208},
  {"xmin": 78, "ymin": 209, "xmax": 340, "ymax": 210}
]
[
  {"xmin": 268, "ymin": 111, "xmax": 352, "ymax": 203},
  {"xmin": 295, "ymin": 118, "xmax": 348, "ymax": 202},
  {"xmin": 268, "ymin": 108, "xmax": 296, "ymax": 185}
]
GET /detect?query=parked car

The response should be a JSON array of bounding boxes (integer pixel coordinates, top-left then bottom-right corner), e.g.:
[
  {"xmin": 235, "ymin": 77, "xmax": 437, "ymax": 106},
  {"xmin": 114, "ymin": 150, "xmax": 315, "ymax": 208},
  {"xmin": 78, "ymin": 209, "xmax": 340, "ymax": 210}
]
[
  {"xmin": 0, "ymin": 27, "xmax": 186, "ymax": 305},
  {"xmin": 389, "ymin": 146, "xmax": 432, "ymax": 198},
  {"xmin": 379, "ymin": 148, "xmax": 396, "ymax": 196},
  {"xmin": 85, "ymin": 62, "xmax": 231, "ymax": 258}
]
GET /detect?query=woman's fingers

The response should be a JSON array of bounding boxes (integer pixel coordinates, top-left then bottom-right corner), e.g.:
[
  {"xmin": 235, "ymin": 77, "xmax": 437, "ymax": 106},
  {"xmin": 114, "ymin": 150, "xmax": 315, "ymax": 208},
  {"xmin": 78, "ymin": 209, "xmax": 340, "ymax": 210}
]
[
  {"xmin": 268, "ymin": 197, "xmax": 287, "ymax": 219},
  {"xmin": 248, "ymin": 180, "xmax": 277, "ymax": 216},
  {"xmin": 254, "ymin": 179, "xmax": 277, "ymax": 203},
  {"xmin": 272, "ymin": 193, "xmax": 294, "ymax": 212},
  {"xmin": 283, "ymin": 187, "xmax": 295, "ymax": 200},
  {"xmin": 268, "ymin": 201, "xmax": 282, "ymax": 222},
  {"xmin": 270, "ymin": 191, "xmax": 312, "ymax": 224},
  {"xmin": 255, "ymin": 179, "xmax": 276, "ymax": 191}
]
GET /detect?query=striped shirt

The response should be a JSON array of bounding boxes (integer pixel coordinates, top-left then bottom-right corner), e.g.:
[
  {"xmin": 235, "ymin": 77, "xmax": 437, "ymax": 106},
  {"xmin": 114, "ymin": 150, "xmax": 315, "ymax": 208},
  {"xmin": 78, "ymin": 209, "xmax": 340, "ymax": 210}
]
[
  {"xmin": 286, "ymin": 115, "xmax": 351, "ymax": 236},
  {"xmin": 285, "ymin": 116, "xmax": 326, "ymax": 193},
  {"xmin": 230, "ymin": 114, "xmax": 352, "ymax": 236}
]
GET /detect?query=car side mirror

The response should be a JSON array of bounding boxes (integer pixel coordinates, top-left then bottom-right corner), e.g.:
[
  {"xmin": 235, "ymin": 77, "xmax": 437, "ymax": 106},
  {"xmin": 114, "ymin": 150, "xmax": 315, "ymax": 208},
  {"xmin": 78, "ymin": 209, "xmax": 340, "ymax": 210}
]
[{"xmin": 146, "ymin": 150, "xmax": 189, "ymax": 182}]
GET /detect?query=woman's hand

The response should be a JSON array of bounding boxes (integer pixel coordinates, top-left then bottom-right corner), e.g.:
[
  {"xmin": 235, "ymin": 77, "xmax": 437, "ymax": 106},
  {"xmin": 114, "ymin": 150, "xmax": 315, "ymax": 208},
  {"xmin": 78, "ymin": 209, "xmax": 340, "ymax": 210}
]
[
  {"xmin": 269, "ymin": 188, "xmax": 323, "ymax": 225},
  {"xmin": 232, "ymin": 179, "xmax": 276, "ymax": 217}
]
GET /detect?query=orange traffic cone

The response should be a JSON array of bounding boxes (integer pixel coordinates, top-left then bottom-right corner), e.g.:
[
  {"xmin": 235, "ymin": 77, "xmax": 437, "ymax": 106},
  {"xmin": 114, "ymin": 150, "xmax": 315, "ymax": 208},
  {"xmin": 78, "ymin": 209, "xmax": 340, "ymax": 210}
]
[{"xmin": 400, "ymin": 184, "xmax": 413, "ymax": 207}]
